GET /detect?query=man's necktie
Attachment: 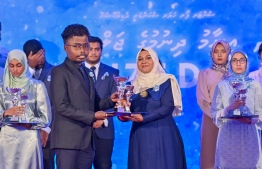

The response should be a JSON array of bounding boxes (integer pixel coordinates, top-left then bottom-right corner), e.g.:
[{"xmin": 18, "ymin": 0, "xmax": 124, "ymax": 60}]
[
  {"xmin": 79, "ymin": 65, "xmax": 90, "ymax": 91},
  {"xmin": 34, "ymin": 69, "xmax": 41, "ymax": 79},
  {"xmin": 90, "ymin": 66, "xmax": 96, "ymax": 82}
]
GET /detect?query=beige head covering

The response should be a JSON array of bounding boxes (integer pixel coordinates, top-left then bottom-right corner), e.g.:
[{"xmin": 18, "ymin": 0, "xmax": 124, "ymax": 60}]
[
  {"xmin": 4, "ymin": 49, "xmax": 31, "ymax": 92},
  {"xmin": 129, "ymin": 48, "xmax": 182, "ymax": 116}
]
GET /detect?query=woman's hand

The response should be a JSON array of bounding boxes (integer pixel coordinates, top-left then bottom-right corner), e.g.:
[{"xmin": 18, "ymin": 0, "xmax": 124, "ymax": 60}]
[
  {"xmin": 123, "ymin": 114, "xmax": 144, "ymax": 122},
  {"xmin": 4, "ymin": 106, "xmax": 25, "ymax": 117},
  {"xmin": 226, "ymin": 100, "xmax": 246, "ymax": 112},
  {"xmin": 130, "ymin": 114, "xmax": 144, "ymax": 122},
  {"xmin": 40, "ymin": 130, "xmax": 49, "ymax": 147},
  {"xmin": 117, "ymin": 116, "xmax": 130, "ymax": 122}
]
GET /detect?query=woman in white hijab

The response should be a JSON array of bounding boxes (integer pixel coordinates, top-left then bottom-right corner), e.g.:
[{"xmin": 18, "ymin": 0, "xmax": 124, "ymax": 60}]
[
  {"xmin": 0, "ymin": 49, "xmax": 51, "ymax": 169},
  {"xmin": 120, "ymin": 48, "xmax": 186, "ymax": 169}
]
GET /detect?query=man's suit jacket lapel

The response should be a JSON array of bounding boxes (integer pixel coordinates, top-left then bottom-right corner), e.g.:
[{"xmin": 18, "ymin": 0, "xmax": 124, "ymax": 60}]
[
  {"xmin": 65, "ymin": 58, "xmax": 90, "ymax": 95},
  {"xmin": 39, "ymin": 62, "xmax": 52, "ymax": 81}
]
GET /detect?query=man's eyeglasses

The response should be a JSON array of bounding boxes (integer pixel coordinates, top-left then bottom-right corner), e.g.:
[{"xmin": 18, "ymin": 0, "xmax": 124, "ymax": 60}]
[
  {"xmin": 231, "ymin": 58, "xmax": 246, "ymax": 64},
  {"xmin": 66, "ymin": 43, "xmax": 90, "ymax": 50}
]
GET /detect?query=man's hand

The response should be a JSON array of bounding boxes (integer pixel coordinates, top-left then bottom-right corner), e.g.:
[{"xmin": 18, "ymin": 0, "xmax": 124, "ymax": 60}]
[
  {"xmin": 27, "ymin": 49, "xmax": 45, "ymax": 69},
  {"xmin": 95, "ymin": 111, "xmax": 107, "ymax": 120},
  {"xmin": 110, "ymin": 92, "xmax": 119, "ymax": 102},
  {"xmin": 93, "ymin": 120, "xmax": 104, "ymax": 128},
  {"xmin": 40, "ymin": 130, "xmax": 49, "ymax": 147},
  {"xmin": 95, "ymin": 111, "xmax": 115, "ymax": 120}
]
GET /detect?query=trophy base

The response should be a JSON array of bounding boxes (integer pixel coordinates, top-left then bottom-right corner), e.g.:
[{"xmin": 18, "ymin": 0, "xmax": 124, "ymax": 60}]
[
  {"xmin": 112, "ymin": 107, "xmax": 132, "ymax": 116},
  {"xmin": 19, "ymin": 117, "xmax": 28, "ymax": 123},
  {"xmin": 5, "ymin": 116, "xmax": 19, "ymax": 122},
  {"xmin": 221, "ymin": 114, "xmax": 259, "ymax": 119},
  {"xmin": 233, "ymin": 109, "xmax": 241, "ymax": 116},
  {"xmin": 107, "ymin": 111, "xmax": 147, "ymax": 116},
  {"xmin": 115, "ymin": 107, "xmax": 126, "ymax": 113}
]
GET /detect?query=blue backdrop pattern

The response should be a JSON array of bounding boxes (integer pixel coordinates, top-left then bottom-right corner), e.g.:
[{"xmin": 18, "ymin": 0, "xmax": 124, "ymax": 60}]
[{"xmin": 1, "ymin": 0, "xmax": 262, "ymax": 168}]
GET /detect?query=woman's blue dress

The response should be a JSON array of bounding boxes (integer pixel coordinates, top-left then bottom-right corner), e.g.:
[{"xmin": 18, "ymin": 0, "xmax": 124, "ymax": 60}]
[{"xmin": 128, "ymin": 79, "xmax": 187, "ymax": 169}]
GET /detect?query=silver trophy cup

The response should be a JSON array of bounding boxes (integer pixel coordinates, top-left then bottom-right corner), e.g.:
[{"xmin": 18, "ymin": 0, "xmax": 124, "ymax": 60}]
[
  {"xmin": 6, "ymin": 87, "xmax": 21, "ymax": 122},
  {"xmin": 5, "ymin": 87, "xmax": 28, "ymax": 123},
  {"xmin": 19, "ymin": 95, "xmax": 28, "ymax": 122},
  {"xmin": 125, "ymin": 85, "xmax": 134, "ymax": 112},
  {"xmin": 230, "ymin": 81, "xmax": 248, "ymax": 116}
]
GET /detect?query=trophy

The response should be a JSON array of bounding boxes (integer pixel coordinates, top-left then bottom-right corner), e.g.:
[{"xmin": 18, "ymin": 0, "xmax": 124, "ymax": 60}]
[
  {"xmin": 113, "ymin": 75, "xmax": 134, "ymax": 113},
  {"xmin": 19, "ymin": 95, "xmax": 28, "ymax": 122},
  {"xmin": 5, "ymin": 87, "xmax": 21, "ymax": 122},
  {"xmin": 230, "ymin": 81, "xmax": 248, "ymax": 116},
  {"xmin": 239, "ymin": 88, "xmax": 248, "ymax": 115},
  {"xmin": 125, "ymin": 85, "xmax": 134, "ymax": 112},
  {"xmin": 5, "ymin": 87, "xmax": 28, "ymax": 123}
]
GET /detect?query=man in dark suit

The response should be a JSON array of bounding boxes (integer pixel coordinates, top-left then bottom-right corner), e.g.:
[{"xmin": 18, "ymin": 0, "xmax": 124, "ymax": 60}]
[
  {"xmin": 23, "ymin": 39, "xmax": 54, "ymax": 169},
  {"xmin": 84, "ymin": 36, "xmax": 119, "ymax": 169},
  {"xmin": 50, "ymin": 24, "xmax": 117, "ymax": 169},
  {"xmin": 0, "ymin": 22, "xmax": 9, "ymax": 72}
]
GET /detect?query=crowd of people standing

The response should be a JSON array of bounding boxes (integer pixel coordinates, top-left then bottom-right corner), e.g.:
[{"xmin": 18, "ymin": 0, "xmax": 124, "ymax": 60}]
[{"xmin": 1, "ymin": 21, "xmax": 262, "ymax": 169}]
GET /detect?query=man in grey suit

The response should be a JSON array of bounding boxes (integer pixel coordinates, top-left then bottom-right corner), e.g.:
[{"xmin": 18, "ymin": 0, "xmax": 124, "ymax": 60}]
[
  {"xmin": 85, "ymin": 36, "xmax": 119, "ymax": 169},
  {"xmin": 50, "ymin": 24, "xmax": 117, "ymax": 169},
  {"xmin": 23, "ymin": 39, "xmax": 54, "ymax": 169}
]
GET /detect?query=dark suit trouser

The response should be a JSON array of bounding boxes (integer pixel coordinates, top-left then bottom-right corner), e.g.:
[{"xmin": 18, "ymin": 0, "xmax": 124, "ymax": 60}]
[
  {"xmin": 54, "ymin": 144, "xmax": 94, "ymax": 169},
  {"xmin": 93, "ymin": 132, "xmax": 114, "ymax": 169},
  {"xmin": 43, "ymin": 139, "xmax": 55, "ymax": 169}
]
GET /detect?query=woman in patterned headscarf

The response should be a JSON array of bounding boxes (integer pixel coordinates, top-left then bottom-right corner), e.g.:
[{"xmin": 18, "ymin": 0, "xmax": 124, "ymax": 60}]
[
  {"xmin": 211, "ymin": 50, "xmax": 262, "ymax": 168},
  {"xmin": 120, "ymin": 48, "xmax": 186, "ymax": 169},
  {"xmin": 0, "ymin": 49, "xmax": 51, "ymax": 169},
  {"xmin": 196, "ymin": 40, "xmax": 231, "ymax": 169}
]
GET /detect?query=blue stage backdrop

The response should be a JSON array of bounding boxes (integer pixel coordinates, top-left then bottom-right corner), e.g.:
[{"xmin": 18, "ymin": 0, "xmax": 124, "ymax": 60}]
[{"xmin": 1, "ymin": 0, "xmax": 262, "ymax": 168}]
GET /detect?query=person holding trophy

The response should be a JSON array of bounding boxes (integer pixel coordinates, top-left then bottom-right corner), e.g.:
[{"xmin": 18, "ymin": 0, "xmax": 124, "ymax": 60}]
[
  {"xmin": 118, "ymin": 48, "xmax": 187, "ymax": 169},
  {"xmin": 211, "ymin": 50, "xmax": 262, "ymax": 168},
  {"xmin": 0, "ymin": 49, "xmax": 52, "ymax": 169}
]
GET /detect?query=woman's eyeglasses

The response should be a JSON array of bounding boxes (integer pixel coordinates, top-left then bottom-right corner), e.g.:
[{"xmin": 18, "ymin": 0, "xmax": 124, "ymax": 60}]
[{"xmin": 231, "ymin": 58, "xmax": 246, "ymax": 64}]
